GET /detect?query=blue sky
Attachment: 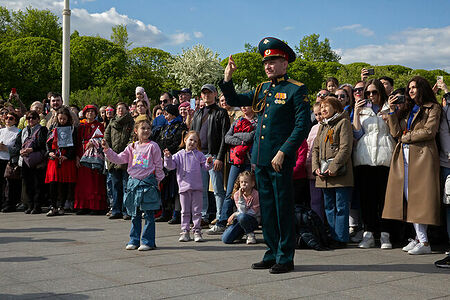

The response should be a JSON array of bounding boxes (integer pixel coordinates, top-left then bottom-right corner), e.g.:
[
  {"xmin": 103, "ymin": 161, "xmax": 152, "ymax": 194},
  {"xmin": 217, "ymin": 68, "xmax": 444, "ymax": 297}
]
[{"xmin": 2, "ymin": 0, "xmax": 450, "ymax": 70}]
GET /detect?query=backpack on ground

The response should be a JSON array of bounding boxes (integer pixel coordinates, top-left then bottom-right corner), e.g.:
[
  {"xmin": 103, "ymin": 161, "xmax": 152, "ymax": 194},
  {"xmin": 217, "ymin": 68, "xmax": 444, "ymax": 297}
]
[{"xmin": 294, "ymin": 205, "xmax": 330, "ymax": 251}]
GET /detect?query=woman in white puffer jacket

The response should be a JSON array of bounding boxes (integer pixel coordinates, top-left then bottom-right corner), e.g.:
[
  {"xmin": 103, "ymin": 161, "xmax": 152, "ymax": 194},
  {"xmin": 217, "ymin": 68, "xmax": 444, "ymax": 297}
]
[{"xmin": 352, "ymin": 79, "xmax": 395, "ymax": 250}]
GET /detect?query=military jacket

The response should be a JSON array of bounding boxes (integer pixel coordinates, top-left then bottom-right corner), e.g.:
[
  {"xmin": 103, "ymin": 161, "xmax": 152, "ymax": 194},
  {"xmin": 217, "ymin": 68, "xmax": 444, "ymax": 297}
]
[{"xmin": 219, "ymin": 74, "xmax": 310, "ymax": 167}]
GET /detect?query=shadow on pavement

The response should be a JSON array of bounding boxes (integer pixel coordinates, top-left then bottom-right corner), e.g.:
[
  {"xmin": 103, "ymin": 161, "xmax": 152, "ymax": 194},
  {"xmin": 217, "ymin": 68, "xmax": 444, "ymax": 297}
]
[
  {"xmin": 0, "ymin": 256, "xmax": 48, "ymax": 262},
  {"xmin": 0, "ymin": 227, "xmax": 104, "ymax": 233},
  {"xmin": 160, "ymin": 245, "xmax": 267, "ymax": 251},
  {"xmin": 0, "ymin": 292, "xmax": 89, "ymax": 299},
  {"xmin": 299, "ymin": 263, "xmax": 445, "ymax": 274},
  {"xmin": 0, "ymin": 237, "xmax": 76, "ymax": 244}
]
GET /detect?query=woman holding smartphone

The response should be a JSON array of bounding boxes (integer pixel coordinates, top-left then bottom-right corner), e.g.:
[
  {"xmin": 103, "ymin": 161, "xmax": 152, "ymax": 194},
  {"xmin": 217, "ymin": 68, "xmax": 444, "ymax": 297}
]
[
  {"xmin": 383, "ymin": 76, "xmax": 441, "ymax": 255},
  {"xmin": 352, "ymin": 79, "xmax": 396, "ymax": 249}
]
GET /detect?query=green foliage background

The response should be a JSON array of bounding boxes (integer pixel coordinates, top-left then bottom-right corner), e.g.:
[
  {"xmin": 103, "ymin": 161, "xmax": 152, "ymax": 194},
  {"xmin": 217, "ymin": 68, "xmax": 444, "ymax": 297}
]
[{"xmin": 0, "ymin": 6, "xmax": 448, "ymax": 108}]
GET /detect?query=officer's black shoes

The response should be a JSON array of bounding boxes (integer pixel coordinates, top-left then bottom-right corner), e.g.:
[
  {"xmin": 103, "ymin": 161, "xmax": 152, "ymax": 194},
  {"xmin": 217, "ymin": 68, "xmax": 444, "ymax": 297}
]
[
  {"xmin": 251, "ymin": 260, "xmax": 276, "ymax": 269},
  {"xmin": 269, "ymin": 261, "xmax": 294, "ymax": 274}
]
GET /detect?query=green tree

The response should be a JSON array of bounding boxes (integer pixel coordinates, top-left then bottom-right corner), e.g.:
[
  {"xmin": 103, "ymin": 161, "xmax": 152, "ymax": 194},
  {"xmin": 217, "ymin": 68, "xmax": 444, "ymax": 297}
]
[
  {"xmin": 9, "ymin": 7, "xmax": 62, "ymax": 43},
  {"xmin": 168, "ymin": 44, "xmax": 223, "ymax": 96},
  {"xmin": 110, "ymin": 24, "xmax": 132, "ymax": 50},
  {"xmin": 244, "ymin": 42, "xmax": 258, "ymax": 53},
  {"xmin": 70, "ymin": 36, "xmax": 127, "ymax": 92},
  {"xmin": 70, "ymin": 85, "xmax": 127, "ymax": 108},
  {"xmin": 0, "ymin": 37, "xmax": 61, "ymax": 104},
  {"xmin": 114, "ymin": 47, "xmax": 174, "ymax": 104},
  {"xmin": 220, "ymin": 52, "xmax": 265, "ymax": 89},
  {"xmin": 296, "ymin": 34, "xmax": 340, "ymax": 62},
  {"xmin": 0, "ymin": 6, "xmax": 12, "ymax": 43}
]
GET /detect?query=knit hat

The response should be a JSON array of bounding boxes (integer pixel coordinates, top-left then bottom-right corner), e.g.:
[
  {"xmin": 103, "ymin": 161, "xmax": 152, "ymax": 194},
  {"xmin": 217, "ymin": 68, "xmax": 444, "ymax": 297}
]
[
  {"xmin": 134, "ymin": 86, "xmax": 150, "ymax": 107},
  {"xmin": 178, "ymin": 101, "xmax": 190, "ymax": 110},
  {"xmin": 82, "ymin": 104, "xmax": 98, "ymax": 116},
  {"xmin": 164, "ymin": 104, "xmax": 180, "ymax": 117}
]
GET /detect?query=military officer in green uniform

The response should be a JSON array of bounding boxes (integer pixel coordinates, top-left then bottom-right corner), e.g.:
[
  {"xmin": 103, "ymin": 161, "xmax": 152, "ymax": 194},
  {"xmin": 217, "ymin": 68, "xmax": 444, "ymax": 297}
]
[{"xmin": 219, "ymin": 37, "xmax": 310, "ymax": 274}]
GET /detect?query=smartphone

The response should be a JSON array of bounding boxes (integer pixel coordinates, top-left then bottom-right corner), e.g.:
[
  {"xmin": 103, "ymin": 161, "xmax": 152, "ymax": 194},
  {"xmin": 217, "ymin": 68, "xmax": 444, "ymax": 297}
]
[
  {"xmin": 437, "ymin": 76, "xmax": 444, "ymax": 81},
  {"xmin": 393, "ymin": 95, "xmax": 405, "ymax": 104},
  {"xmin": 367, "ymin": 69, "xmax": 375, "ymax": 76},
  {"xmin": 11, "ymin": 88, "xmax": 16, "ymax": 94},
  {"xmin": 190, "ymin": 98, "xmax": 196, "ymax": 110},
  {"xmin": 364, "ymin": 99, "xmax": 373, "ymax": 108}
]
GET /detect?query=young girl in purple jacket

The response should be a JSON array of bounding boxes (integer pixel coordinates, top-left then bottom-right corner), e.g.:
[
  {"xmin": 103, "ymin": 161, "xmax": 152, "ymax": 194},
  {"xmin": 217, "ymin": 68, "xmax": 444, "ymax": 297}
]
[{"xmin": 164, "ymin": 130, "xmax": 213, "ymax": 242}]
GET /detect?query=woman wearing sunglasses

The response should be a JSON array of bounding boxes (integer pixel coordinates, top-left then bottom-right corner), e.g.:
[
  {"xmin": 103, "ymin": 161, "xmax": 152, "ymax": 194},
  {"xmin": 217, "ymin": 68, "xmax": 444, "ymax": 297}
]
[{"xmin": 352, "ymin": 79, "xmax": 396, "ymax": 249}]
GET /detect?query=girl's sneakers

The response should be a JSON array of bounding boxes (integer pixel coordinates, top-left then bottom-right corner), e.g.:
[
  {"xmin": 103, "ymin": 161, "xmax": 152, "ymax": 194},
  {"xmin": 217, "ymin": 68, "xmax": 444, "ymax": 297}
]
[
  {"xmin": 246, "ymin": 232, "xmax": 257, "ymax": 244},
  {"xmin": 125, "ymin": 244, "xmax": 138, "ymax": 250},
  {"xmin": 138, "ymin": 245, "xmax": 154, "ymax": 251},
  {"xmin": 179, "ymin": 231, "xmax": 190, "ymax": 242},
  {"xmin": 194, "ymin": 232, "xmax": 204, "ymax": 242}
]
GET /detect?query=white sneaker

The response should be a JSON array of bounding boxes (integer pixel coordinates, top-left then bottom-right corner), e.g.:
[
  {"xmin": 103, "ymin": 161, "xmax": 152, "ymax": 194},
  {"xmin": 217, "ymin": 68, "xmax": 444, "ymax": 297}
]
[
  {"xmin": 206, "ymin": 224, "xmax": 225, "ymax": 235},
  {"xmin": 246, "ymin": 232, "xmax": 257, "ymax": 244},
  {"xmin": 194, "ymin": 232, "xmax": 204, "ymax": 242},
  {"xmin": 350, "ymin": 229, "xmax": 364, "ymax": 243},
  {"xmin": 358, "ymin": 231, "xmax": 375, "ymax": 248},
  {"xmin": 402, "ymin": 238, "xmax": 419, "ymax": 252},
  {"xmin": 408, "ymin": 242, "xmax": 431, "ymax": 255},
  {"xmin": 138, "ymin": 244, "xmax": 153, "ymax": 251},
  {"xmin": 125, "ymin": 244, "xmax": 138, "ymax": 250},
  {"xmin": 380, "ymin": 232, "xmax": 392, "ymax": 249},
  {"xmin": 179, "ymin": 231, "xmax": 190, "ymax": 242}
]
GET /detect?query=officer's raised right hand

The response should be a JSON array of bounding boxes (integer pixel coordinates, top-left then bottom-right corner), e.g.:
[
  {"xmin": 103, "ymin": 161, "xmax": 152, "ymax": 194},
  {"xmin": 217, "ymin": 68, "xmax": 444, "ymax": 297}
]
[{"xmin": 224, "ymin": 55, "xmax": 237, "ymax": 82}]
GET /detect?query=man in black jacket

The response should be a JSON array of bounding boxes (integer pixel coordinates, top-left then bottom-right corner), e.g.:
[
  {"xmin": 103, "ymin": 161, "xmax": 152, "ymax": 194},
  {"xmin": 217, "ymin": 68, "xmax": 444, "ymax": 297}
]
[{"xmin": 191, "ymin": 84, "xmax": 230, "ymax": 225}]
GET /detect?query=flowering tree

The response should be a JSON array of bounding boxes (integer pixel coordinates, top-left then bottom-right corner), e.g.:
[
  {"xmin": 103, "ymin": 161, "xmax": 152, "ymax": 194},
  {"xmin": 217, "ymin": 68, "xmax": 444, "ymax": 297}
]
[{"xmin": 168, "ymin": 44, "xmax": 224, "ymax": 95}]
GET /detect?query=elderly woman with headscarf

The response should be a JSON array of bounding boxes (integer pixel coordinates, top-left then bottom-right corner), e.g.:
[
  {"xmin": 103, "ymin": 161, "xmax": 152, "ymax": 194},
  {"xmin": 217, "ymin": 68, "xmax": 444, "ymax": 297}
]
[{"xmin": 74, "ymin": 105, "xmax": 107, "ymax": 215}]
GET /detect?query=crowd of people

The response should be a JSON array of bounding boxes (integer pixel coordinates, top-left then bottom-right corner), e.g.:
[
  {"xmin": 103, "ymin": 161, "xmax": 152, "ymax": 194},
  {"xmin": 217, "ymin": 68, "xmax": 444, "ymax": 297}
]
[{"xmin": 1, "ymin": 65, "xmax": 450, "ymax": 270}]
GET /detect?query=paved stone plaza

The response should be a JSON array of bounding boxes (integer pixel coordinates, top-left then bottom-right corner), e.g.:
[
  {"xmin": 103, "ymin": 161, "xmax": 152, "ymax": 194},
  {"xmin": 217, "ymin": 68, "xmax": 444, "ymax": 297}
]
[{"xmin": 0, "ymin": 212, "xmax": 449, "ymax": 299}]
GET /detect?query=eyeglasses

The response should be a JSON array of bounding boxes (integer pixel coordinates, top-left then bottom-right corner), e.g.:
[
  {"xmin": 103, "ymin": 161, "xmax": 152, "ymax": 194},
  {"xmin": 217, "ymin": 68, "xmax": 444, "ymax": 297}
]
[
  {"xmin": 0, "ymin": 111, "xmax": 7, "ymax": 115},
  {"xmin": 317, "ymin": 93, "xmax": 328, "ymax": 98},
  {"xmin": 26, "ymin": 116, "xmax": 38, "ymax": 120},
  {"xmin": 6, "ymin": 116, "xmax": 15, "ymax": 121},
  {"xmin": 365, "ymin": 90, "xmax": 379, "ymax": 96},
  {"xmin": 354, "ymin": 87, "xmax": 364, "ymax": 93},
  {"xmin": 160, "ymin": 99, "xmax": 168, "ymax": 104},
  {"xmin": 337, "ymin": 94, "xmax": 347, "ymax": 99}
]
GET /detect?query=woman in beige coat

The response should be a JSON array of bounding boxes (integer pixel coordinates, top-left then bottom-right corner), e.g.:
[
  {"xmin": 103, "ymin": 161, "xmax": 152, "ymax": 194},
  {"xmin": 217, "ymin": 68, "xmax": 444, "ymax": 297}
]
[
  {"xmin": 312, "ymin": 97, "xmax": 353, "ymax": 247},
  {"xmin": 383, "ymin": 76, "xmax": 441, "ymax": 255}
]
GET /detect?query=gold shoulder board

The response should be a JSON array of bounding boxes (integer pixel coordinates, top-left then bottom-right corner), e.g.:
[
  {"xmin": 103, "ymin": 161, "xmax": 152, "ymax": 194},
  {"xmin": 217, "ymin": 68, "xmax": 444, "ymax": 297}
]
[{"xmin": 287, "ymin": 79, "xmax": 304, "ymax": 87}]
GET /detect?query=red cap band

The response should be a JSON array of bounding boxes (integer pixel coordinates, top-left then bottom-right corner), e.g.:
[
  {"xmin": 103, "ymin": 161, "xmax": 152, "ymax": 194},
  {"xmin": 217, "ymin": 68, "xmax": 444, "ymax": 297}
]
[{"xmin": 263, "ymin": 49, "xmax": 288, "ymax": 61}]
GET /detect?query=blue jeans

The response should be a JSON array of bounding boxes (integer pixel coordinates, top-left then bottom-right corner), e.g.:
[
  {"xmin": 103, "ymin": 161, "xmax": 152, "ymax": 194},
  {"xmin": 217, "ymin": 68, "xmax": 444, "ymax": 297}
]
[
  {"xmin": 217, "ymin": 164, "xmax": 251, "ymax": 227},
  {"xmin": 106, "ymin": 173, "xmax": 113, "ymax": 207},
  {"xmin": 441, "ymin": 167, "xmax": 450, "ymax": 241},
  {"xmin": 201, "ymin": 155, "xmax": 225, "ymax": 220},
  {"xmin": 222, "ymin": 213, "xmax": 259, "ymax": 244},
  {"xmin": 110, "ymin": 169, "xmax": 129, "ymax": 216},
  {"xmin": 323, "ymin": 187, "xmax": 352, "ymax": 242},
  {"xmin": 129, "ymin": 210, "xmax": 156, "ymax": 247}
]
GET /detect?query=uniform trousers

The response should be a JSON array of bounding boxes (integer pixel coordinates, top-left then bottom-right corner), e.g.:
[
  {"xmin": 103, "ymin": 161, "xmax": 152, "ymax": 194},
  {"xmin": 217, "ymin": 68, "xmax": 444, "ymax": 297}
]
[{"xmin": 255, "ymin": 165, "xmax": 295, "ymax": 265}]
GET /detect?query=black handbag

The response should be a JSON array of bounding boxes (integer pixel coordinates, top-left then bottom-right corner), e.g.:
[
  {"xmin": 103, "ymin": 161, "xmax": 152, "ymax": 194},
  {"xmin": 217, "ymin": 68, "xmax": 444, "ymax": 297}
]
[{"xmin": 4, "ymin": 161, "xmax": 21, "ymax": 179}]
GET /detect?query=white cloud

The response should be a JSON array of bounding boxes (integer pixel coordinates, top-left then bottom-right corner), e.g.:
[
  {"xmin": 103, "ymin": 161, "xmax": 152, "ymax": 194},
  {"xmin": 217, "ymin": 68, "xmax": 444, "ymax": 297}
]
[
  {"xmin": 338, "ymin": 26, "xmax": 450, "ymax": 70},
  {"xmin": 193, "ymin": 31, "xmax": 203, "ymax": 38},
  {"xmin": 334, "ymin": 24, "xmax": 374, "ymax": 37},
  {"xmin": 0, "ymin": 0, "xmax": 192, "ymax": 47},
  {"xmin": 283, "ymin": 26, "xmax": 294, "ymax": 31}
]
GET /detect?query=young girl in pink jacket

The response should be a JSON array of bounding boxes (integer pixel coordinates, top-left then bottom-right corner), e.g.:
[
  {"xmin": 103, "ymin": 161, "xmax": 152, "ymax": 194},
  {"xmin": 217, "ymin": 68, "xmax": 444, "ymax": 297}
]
[{"xmin": 164, "ymin": 131, "xmax": 213, "ymax": 242}]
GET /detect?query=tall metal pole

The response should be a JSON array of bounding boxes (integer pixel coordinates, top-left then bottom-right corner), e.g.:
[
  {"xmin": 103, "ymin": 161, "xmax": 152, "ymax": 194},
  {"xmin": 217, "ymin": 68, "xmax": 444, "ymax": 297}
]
[{"xmin": 62, "ymin": 0, "xmax": 71, "ymax": 106}]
